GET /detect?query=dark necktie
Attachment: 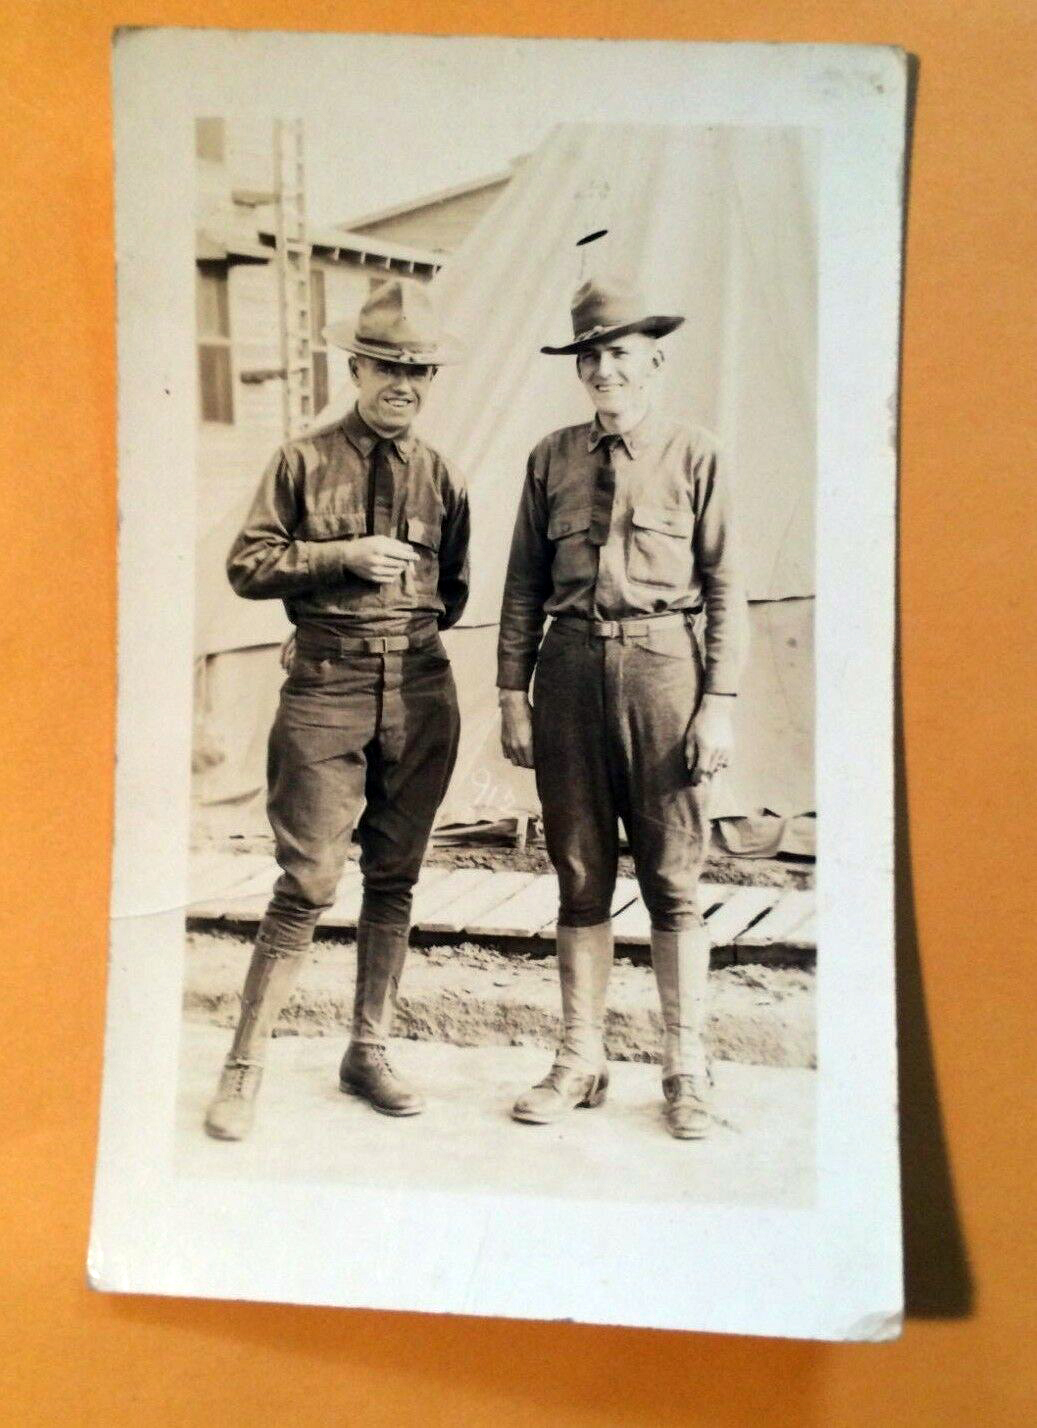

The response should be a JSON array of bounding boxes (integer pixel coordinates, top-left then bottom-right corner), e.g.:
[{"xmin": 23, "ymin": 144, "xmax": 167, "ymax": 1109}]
[
  {"xmin": 368, "ymin": 438, "xmax": 396, "ymax": 537},
  {"xmin": 588, "ymin": 434, "xmax": 618, "ymax": 546}
]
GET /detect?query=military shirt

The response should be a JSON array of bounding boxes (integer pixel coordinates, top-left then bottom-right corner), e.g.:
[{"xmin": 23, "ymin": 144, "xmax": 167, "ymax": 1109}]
[
  {"xmin": 227, "ymin": 405, "xmax": 470, "ymax": 636},
  {"xmin": 497, "ymin": 409, "xmax": 748, "ymax": 694}
]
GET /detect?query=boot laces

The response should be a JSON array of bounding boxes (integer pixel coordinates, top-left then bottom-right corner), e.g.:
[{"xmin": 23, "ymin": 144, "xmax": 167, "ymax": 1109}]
[
  {"xmin": 224, "ymin": 1062, "xmax": 258, "ymax": 1095},
  {"xmin": 358, "ymin": 1044, "xmax": 397, "ymax": 1076},
  {"xmin": 667, "ymin": 1073, "xmax": 709, "ymax": 1104},
  {"xmin": 537, "ymin": 1062, "xmax": 594, "ymax": 1092}
]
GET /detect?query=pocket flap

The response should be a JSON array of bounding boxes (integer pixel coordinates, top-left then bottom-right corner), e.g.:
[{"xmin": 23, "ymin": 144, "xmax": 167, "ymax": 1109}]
[
  {"xmin": 631, "ymin": 504, "xmax": 693, "ymax": 538},
  {"xmin": 406, "ymin": 515, "xmax": 441, "ymax": 552},
  {"xmin": 305, "ymin": 508, "xmax": 367, "ymax": 539},
  {"xmin": 548, "ymin": 507, "xmax": 592, "ymax": 541}
]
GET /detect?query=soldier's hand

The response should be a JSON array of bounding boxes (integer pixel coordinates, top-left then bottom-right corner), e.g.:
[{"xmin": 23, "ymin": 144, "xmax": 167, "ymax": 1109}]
[
  {"xmin": 279, "ymin": 630, "xmax": 297, "ymax": 673},
  {"xmin": 499, "ymin": 690, "xmax": 535, "ymax": 769},
  {"xmin": 341, "ymin": 535, "xmax": 419, "ymax": 584},
  {"xmin": 687, "ymin": 694, "xmax": 735, "ymax": 785}
]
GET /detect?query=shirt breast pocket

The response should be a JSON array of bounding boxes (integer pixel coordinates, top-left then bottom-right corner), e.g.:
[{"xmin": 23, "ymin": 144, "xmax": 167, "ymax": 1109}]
[
  {"xmin": 628, "ymin": 504, "xmax": 694, "ymax": 589},
  {"xmin": 402, "ymin": 514, "xmax": 442, "ymax": 597},
  {"xmin": 298, "ymin": 508, "xmax": 367, "ymax": 541},
  {"xmin": 548, "ymin": 506, "xmax": 595, "ymax": 585}
]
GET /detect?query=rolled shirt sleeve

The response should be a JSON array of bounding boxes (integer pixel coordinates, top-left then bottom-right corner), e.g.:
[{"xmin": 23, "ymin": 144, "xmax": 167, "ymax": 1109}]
[{"xmin": 226, "ymin": 446, "xmax": 354, "ymax": 599}]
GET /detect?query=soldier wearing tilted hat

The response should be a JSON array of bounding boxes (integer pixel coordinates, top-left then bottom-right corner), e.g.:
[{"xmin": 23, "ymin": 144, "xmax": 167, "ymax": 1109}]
[
  {"xmin": 498, "ymin": 275, "xmax": 749, "ymax": 1139},
  {"xmin": 205, "ymin": 278, "xmax": 470, "ymax": 1140}
]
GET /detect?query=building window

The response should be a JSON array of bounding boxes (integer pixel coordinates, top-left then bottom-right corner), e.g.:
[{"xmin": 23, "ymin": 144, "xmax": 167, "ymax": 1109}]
[
  {"xmin": 197, "ymin": 263, "xmax": 234, "ymax": 424},
  {"xmin": 311, "ymin": 267, "xmax": 329, "ymax": 413},
  {"xmin": 195, "ymin": 118, "xmax": 225, "ymax": 163}
]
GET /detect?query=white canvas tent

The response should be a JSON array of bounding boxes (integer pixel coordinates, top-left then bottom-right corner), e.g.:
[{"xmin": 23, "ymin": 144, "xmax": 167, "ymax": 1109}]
[{"xmin": 193, "ymin": 123, "xmax": 816, "ymax": 836}]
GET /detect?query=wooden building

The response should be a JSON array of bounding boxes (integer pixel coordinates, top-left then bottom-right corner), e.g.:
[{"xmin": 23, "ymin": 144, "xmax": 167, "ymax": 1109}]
[
  {"xmin": 194, "ymin": 118, "xmax": 444, "ymax": 494},
  {"xmin": 340, "ymin": 161, "xmax": 523, "ymax": 255}
]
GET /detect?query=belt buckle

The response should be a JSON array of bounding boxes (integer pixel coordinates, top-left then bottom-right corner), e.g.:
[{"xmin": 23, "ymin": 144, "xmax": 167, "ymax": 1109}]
[
  {"xmin": 371, "ymin": 634, "xmax": 412, "ymax": 654},
  {"xmin": 620, "ymin": 620, "xmax": 649, "ymax": 642}
]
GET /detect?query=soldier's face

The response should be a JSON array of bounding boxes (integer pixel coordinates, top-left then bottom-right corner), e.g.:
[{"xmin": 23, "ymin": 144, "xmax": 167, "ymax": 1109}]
[
  {"xmin": 577, "ymin": 334, "xmax": 661, "ymax": 419},
  {"xmin": 351, "ymin": 355, "xmax": 435, "ymax": 433}
]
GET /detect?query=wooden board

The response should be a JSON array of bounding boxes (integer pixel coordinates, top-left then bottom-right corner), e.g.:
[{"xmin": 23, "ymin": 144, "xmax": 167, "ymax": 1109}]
[
  {"xmin": 415, "ymin": 868, "xmax": 509, "ymax": 933},
  {"xmin": 184, "ymin": 850, "xmax": 817, "ymax": 954},
  {"xmin": 191, "ymin": 866, "xmax": 386, "ymax": 931},
  {"xmin": 428, "ymin": 870, "xmax": 537, "ymax": 935},
  {"xmin": 698, "ymin": 881, "xmax": 735, "ymax": 916},
  {"xmin": 187, "ymin": 849, "xmax": 232, "ymax": 904},
  {"xmin": 607, "ymin": 880, "xmax": 743, "ymax": 947},
  {"xmin": 214, "ymin": 859, "xmax": 280, "ymax": 899},
  {"xmin": 193, "ymin": 867, "xmax": 366, "ymax": 929},
  {"xmin": 609, "ymin": 898, "xmax": 653, "ymax": 945},
  {"xmin": 703, "ymin": 887, "xmax": 780, "ymax": 946},
  {"xmin": 736, "ymin": 889, "xmax": 815, "ymax": 946},
  {"xmin": 610, "ymin": 876, "xmax": 642, "ymax": 918},
  {"xmin": 465, "ymin": 873, "xmax": 559, "ymax": 937},
  {"xmin": 188, "ymin": 893, "xmax": 273, "ymax": 923},
  {"xmin": 321, "ymin": 868, "xmax": 366, "ymax": 927},
  {"xmin": 786, "ymin": 911, "xmax": 816, "ymax": 948},
  {"xmin": 410, "ymin": 867, "xmax": 493, "ymax": 927},
  {"xmin": 536, "ymin": 876, "xmax": 641, "ymax": 939},
  {"xmin": 187, "ymin": 850, "xmax": 273, "ymax": 904}
]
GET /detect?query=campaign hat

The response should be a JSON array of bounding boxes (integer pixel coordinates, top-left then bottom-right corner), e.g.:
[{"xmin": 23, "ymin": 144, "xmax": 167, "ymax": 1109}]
[
  {"xmin": 541, "ymin": 275, "xmax": 684, "ymax": 355},
  {"xmin": 323, "ymin": 277, "xmax": 461, "ymax": 365}
]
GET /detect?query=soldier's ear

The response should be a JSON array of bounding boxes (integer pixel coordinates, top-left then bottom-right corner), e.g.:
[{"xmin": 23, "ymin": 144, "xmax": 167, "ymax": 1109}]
[
  {"xmin": 652, "ymin": 345, "xmax": 666, "ymax": 371},
  {"xmin": 429, "ymin": 366, "xmax": 439, "ymax": 382},
  {"xmin": 348, "ymin": 355, "xmax": 360, "ymax": 385}
]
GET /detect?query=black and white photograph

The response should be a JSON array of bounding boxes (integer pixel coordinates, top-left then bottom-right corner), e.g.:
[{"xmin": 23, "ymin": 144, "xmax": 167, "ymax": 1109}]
[{"xmin": 93, "ymin": 30, "xmax": 906, "ymax": 1339}]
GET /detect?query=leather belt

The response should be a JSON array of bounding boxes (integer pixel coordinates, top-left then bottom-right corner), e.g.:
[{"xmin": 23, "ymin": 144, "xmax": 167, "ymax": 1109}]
[
  {"xmin": 554, "ymin": 610, "xmax": 700, "ymax": 642},
  {"xmin": 295, "ymin": 623, "xmax": 438, "ymax": 658}
]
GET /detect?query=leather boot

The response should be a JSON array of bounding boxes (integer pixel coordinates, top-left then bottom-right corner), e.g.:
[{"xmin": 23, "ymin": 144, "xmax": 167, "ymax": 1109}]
[
  {"xmin": 204, "ymin": 942, "xmax": 306, "ymax": 1141},
  {"xmin": 339, "ymin": 921, "xmax": 424, "ymax": 1116},
  {"xmin": 512, "ymin": 921, "xmax": 613, "ymax": 1124},
  {"xmin": 651, "ymin": 926, "xmax": 712, "ymax": 1140}
]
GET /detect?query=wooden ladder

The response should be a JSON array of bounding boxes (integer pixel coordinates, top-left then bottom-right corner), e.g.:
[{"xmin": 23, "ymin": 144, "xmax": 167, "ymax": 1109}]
[{"xmin": 273, "ymin": 118, "xmax": 313, "ymax": 438}]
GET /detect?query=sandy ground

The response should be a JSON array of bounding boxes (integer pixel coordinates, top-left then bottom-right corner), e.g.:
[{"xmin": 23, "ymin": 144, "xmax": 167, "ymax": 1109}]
[
  {"xmin": 176, "ymin": 1024, "xmax": 816, "ymax": 1208},
  {"xmin": 185, "ymin": 930, "xmax": 817, "ymax": 1069}
]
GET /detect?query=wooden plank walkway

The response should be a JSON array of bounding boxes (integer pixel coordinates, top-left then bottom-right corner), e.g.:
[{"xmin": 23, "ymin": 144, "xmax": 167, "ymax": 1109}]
[
  {"xmin": 534, "ymin": 876, "xmax": 643, "ymax": 940},
  {"xmin": 467, "ymin": 873, "xmax": 559, "ymax": 937},
  {"xmin": 736, "ymin": 889, "xmax": 814, "ymax": 946},
  {"xmin": 409, "ymin": 867, "xmax": 489, "ymax": 927},
  {"xmin": 418, "ymin": 870, "xmax": 536, "ymax": 934},
  {"xmin": 187, "ymin": 853, "xmax": 815, "ymax": 955},
  {"xmin": 703, "ymin": 887, "xmax": 780, "ymax": 947},
  {"xmin": 187, "ymin": 850, "xmax": 273, "ymax": 905}
]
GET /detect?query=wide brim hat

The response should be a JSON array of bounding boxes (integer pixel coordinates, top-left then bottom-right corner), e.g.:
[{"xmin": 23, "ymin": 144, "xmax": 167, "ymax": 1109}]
[
  {"xmin": 324, "ymin": 276, "xmax": 462, "ymax": 366},
  {"xmin": 541, "ymin": 275, "xmax": 684, "ymax": 355}
]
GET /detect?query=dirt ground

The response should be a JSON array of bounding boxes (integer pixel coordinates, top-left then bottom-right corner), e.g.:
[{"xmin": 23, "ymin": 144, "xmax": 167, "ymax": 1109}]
[
  {"xmin": 185, "ymin": 928, "xmax": 816, "ymax": 1069},
  {"xmin": 177, "ymin": 1025, "xmax": 816, "ymax": 1207}
]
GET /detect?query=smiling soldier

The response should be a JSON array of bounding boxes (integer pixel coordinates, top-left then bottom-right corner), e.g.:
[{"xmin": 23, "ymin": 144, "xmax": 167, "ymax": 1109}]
[
  {"xmin": 204, "ymin": 278, "xmax": 469, "ymax": 1140},
  {"xmin": 498, "ymin": 275, "xmax": 749, "ymax": 1139}
]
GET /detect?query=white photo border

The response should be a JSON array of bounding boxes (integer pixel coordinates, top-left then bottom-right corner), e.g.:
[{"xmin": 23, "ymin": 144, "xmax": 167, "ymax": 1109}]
[{"xmin": 92, "ymin": 29, "xmax": 905, "ymax": 1340}]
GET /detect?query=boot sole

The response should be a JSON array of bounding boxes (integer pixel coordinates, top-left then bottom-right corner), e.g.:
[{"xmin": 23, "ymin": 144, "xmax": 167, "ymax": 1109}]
[
  {"xmin": 203, "ymin": 1120, "xmax": 249, "ymax": 1142},
  {"xmin": 339, "ymin": 1078, "xmax": 425, "ymax": 1116},
  {"xmin": 667, "ymin": 1122, "xmax": 709, "ymax": 1141},
  {"xmin": 511, "ymin": 1083, "xmax": 609, "ymax": 1125}
]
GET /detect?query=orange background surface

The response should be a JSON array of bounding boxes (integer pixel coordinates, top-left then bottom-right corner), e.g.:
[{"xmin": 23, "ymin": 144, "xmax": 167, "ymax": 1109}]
[{"xmin": 0, "ymin": 3, "xmax": 1034, "ymax": 1424}]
